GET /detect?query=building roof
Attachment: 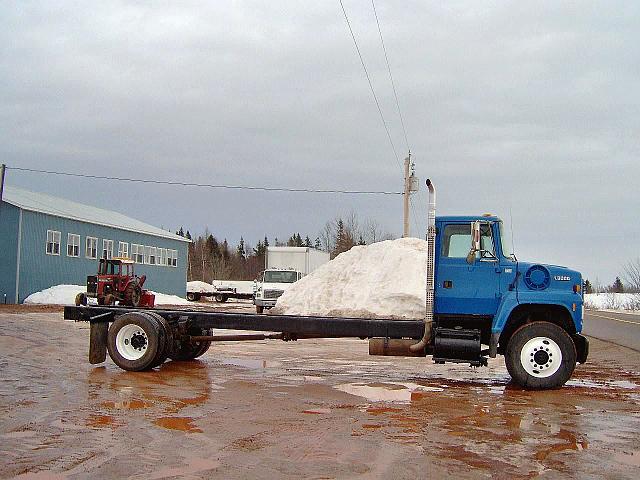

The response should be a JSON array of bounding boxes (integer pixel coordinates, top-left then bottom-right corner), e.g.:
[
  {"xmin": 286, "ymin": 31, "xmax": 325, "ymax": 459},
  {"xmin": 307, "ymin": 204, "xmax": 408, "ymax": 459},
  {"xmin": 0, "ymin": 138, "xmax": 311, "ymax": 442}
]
[{"xmin": 2, "ymin": 185, "xmax": 190, "ymax": 243}]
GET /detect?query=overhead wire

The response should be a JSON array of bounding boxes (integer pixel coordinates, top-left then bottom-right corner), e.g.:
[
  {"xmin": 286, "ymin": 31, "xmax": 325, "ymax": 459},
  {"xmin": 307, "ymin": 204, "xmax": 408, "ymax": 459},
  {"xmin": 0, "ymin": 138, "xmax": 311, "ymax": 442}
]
[
  {"xmin": 371, "ymin": 0, "xmax": 410, "ymax": 152},
  {"xmin": 7, "ymin": 166, "xmax": 403, "ymax": 196},
  {"xmin": 338, "ymin": 0, "xmax": 400, "ymax": 166}
]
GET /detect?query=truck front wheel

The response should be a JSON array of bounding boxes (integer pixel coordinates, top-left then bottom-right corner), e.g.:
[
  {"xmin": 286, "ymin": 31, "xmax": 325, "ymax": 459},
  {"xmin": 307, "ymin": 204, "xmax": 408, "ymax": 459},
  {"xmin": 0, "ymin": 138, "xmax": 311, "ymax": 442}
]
[{"xmin": 505, "ymin": 321, "xmax": 576, "ymax": 390}]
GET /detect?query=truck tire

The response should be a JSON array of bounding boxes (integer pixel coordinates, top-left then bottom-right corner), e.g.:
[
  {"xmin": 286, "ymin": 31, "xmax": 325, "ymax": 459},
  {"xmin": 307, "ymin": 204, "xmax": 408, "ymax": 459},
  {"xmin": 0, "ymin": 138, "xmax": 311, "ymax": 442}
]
[
  {"xmin": 505, "ymin": 321, "xmax": 576, "ymax": 389},
  {"xmin": 215, "ymin": 293, "xmax": 224, "ymax": 303},
  {"xmin": 256, "ymin": 305, "xmax": 264, "ymax": 314},
  {"xmin": 107, "ymin": 313, "xmax": 162, "ymax": 371},
  {"xmin": 187, "ymin": 292, "xmax": 196, "ymax": 301},
  {"xmin": 139, "ymin": 312, "xmax": 173, "ymax": 368},
  {"xmin": 125, "ymin": 284, "xmax": 142, "ymax": 307}
]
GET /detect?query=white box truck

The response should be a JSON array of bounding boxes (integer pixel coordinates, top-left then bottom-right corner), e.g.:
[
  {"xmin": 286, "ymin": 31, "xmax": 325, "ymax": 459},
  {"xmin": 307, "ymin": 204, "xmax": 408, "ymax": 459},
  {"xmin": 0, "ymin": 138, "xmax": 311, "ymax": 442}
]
[{"xmin": 254, "ymin": 247, "xmax": 330, "ymax": 313}]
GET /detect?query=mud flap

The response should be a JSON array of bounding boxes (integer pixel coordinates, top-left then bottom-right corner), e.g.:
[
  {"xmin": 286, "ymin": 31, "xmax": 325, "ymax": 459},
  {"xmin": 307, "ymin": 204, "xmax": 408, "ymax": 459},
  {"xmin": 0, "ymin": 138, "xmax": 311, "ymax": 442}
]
[
  {"xmin": 573, "ymin": 334, "xmax": 589, "ymax": 364},
  {"xmin": 89, "ymin": 322, "xmax": 109, "ymax": 364}
]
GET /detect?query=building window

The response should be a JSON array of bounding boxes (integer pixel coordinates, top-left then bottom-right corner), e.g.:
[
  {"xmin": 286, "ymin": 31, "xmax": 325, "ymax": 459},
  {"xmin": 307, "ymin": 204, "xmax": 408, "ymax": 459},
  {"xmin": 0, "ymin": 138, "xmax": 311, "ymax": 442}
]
[
  {"xmin": 46, "ymin": 230, "xmax": 61, "ymax": 255},
  {"xmin": 149, "ymin": 246, "xmax": 157, "ymax": 265},
  {"xmin": 86, "ymin": 237, "xmax": 98, "ymax": 259},
  {"xmin": 67, "ymin": 233, "xmax": 80, "ymax": 257},
  {"xmin": 166, "ymin": 249, "xmax": 178, "ymax": 267},
  {"xmin": 131, "ymin": 244, "xmax": 144, "ymax": 263},
  {"xmin": 118, "ymin": 242, "xmax": 129, "ymax": 259},
  {"xmin": 102, "ymin": 239, "xmax": 113, "ymax": 259},
  {"xmin": 158, "ymin": 248, "xmax": 166, "ymax": 267},
  {"xmin": 143, "ymin": 246, "xmax": 150, "ymax": 264}
]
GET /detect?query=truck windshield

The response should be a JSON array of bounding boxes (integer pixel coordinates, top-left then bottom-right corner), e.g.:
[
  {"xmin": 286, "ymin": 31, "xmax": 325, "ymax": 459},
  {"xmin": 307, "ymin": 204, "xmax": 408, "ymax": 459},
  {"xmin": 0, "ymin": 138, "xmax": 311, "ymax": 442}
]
[
  {"xmin": 499, "ymin": 221, "xmax": 515, "ymax": 259},
  {"xmin": 264, "ymin": 271, "xmax": 298, "ymax": 283}
]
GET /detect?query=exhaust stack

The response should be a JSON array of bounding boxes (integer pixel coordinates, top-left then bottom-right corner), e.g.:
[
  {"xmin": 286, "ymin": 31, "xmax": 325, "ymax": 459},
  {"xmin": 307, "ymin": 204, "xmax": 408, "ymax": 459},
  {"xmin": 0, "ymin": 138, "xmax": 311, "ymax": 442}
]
[{"xmin": 410, "ymin": 178, "xmax": 436, "ymax": 353}]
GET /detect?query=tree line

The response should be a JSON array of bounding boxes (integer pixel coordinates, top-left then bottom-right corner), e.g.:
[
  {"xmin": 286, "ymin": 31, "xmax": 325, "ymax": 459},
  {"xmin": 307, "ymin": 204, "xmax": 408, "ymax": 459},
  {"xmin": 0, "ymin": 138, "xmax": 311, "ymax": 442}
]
[{"xmin": 178, "ymin": 213, "xmax": 394, "ymax": 282}]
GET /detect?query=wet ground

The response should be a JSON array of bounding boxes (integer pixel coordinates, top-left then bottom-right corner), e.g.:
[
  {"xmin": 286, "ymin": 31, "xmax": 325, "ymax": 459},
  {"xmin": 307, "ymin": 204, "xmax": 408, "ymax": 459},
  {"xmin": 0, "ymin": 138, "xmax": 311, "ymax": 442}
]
[{"xmin": 1, "ymin": 306, "xmax": 639, "ymax": 479}]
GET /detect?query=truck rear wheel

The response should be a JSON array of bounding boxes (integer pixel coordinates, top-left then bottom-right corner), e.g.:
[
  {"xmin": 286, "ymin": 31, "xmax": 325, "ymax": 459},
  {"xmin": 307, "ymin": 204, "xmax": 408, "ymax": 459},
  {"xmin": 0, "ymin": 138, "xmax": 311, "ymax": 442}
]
[
  {"xmin": 256, "ymin": 305, "xmax": 264, "ymax": 314},
  {"xmin": 505, "ymin": 321, "xmax": 576, "ymax": 389},
  {"xmin": 139, "ymin": 312, "xmax": 173, "ymax": 368},
  {"xmin": 107, "ymin": 313, "xmax": 162, "ymax": 371}
]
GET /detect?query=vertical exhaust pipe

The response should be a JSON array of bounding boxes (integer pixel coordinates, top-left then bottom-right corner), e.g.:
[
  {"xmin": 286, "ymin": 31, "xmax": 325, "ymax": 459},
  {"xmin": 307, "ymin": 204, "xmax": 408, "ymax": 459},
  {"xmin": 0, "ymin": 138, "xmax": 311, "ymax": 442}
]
[{"xmin": 410, "ymin": 179, "xmax": 436, "ymax": 353}]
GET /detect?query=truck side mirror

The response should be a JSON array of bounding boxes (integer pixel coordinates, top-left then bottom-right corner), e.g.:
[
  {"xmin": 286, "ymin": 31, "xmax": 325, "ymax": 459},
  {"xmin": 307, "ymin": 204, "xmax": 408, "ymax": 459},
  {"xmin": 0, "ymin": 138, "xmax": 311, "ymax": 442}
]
[{"xmin": 466, "ymin": 221, "xmax": 481, "ymax": 264}]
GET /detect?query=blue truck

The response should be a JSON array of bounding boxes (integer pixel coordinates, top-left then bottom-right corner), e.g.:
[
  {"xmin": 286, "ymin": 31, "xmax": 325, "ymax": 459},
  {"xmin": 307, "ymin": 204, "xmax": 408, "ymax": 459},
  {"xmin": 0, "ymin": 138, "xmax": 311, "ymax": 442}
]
[{"xmin": 64, "ymin": 179, "xmax": 588, "ymax": 390}]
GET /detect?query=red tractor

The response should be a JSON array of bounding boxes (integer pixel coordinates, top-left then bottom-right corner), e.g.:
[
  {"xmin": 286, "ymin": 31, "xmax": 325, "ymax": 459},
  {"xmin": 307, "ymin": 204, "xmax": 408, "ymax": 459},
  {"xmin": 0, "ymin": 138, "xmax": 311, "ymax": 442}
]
[{"xmin": 75, "ymin": 257, "xmax": 155, "ymax": 307}]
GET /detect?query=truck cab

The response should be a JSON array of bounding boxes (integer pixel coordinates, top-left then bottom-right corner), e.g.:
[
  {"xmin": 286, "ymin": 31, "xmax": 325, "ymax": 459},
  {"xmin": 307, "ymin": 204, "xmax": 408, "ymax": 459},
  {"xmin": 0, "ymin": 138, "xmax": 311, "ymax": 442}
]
[
  {"xmin": 431, "ymin": 215, "xmax": 587, "ymax": 388},
  {"xmin": 253, "ymin": 269, "xmax": 302, "ymax": 313}
]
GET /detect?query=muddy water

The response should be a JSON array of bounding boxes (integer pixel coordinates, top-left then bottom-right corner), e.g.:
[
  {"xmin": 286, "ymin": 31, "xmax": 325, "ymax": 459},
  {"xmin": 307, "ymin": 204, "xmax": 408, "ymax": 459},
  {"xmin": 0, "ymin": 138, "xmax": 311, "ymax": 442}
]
[{"xmin": 1, "ymin": 312, "xmax": 639, "ymax": 479}]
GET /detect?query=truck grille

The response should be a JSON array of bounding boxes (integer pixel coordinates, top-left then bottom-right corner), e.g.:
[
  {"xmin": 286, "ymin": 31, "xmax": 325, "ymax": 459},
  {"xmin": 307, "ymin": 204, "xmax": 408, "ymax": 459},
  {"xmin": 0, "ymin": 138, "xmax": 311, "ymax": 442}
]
[{"xmin": 264, "ymin": 289, "xmax": 284, "ymax": 299}]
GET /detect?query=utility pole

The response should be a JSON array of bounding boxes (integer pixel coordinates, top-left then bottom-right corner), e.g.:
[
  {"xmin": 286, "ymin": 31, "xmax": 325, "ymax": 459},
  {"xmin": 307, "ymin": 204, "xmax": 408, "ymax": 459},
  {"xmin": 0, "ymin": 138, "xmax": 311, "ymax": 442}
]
[
  {"xmin": 0, "ymin": 164, "xmax": 5, "ymax": 206},
  {"xmin": 402, "ymin": 154, "xmax": 418, "ymax": 237}
]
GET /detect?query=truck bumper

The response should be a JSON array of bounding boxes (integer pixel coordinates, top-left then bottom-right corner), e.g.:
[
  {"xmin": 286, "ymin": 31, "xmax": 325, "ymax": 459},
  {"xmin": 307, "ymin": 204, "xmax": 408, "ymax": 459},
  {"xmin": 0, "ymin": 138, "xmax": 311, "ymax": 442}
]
[
  {"xmin": 573, "ymin": 334, "xmax": 589, "ymax": 364},
  {"xmin": 254, "ymin": 298, "xmax": 277, "ymax": 308}
]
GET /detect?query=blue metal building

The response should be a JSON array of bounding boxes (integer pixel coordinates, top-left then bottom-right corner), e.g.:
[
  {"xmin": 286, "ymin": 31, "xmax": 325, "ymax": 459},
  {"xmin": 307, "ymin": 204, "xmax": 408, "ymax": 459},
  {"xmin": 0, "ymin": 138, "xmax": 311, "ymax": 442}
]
[{"xmin": 0, "ymin": 186, "xmax": 190, "ymax": 304}]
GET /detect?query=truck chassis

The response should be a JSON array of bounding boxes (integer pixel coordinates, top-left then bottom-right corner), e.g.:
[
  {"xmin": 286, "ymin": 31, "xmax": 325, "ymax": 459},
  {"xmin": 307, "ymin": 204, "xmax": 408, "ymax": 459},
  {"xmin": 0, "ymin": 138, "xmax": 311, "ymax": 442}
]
[{"xmin": 64, "ymin": 304, "xmax": 587, "ymax": 389}]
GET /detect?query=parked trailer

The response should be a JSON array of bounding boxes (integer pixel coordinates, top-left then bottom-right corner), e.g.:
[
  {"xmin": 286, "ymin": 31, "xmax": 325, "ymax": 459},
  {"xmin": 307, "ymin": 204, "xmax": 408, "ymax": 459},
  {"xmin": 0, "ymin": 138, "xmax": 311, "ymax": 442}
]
[
  {"xmin": 63, "ymin": 179, "xmax": 589, "ymax": 389},
  {"xmin": 186, "ymin": 281, "xmax": 255, "ymax": 303}
]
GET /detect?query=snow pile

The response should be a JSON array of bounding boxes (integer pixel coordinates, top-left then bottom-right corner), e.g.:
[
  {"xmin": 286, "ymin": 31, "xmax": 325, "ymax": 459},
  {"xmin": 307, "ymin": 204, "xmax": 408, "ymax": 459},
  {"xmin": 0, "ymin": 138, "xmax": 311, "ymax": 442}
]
[
  {"xmin": 24, "ymin": 285, "xmax": 92, "ymax": 305},
  {"xmin": 272, "ymin": 238, "xmax": 427, "ymax": 319},
  {"xmin": 24, "ymin": 284, "xmax": 192, "ymax": 306},
  {"xmin": 584, "ymin": 293, "xmax": 640, "ymax": 311},
  {"xmin": 187, "ymin": 281, "xmax": 215, "ymax": 293}
]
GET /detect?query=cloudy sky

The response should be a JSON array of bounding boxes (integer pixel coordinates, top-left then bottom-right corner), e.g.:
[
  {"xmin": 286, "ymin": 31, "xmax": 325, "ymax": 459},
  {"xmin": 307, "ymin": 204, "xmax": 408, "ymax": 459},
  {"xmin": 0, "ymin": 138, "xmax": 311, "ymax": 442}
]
[{"xmin": 2, "ymin": 1, "xmax": 638, "ymax": 286}]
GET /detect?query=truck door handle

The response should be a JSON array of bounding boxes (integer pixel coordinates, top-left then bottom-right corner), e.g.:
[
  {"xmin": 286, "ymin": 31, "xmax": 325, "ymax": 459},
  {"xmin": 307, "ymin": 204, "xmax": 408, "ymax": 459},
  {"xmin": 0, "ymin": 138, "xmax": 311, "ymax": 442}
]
[{"xmin": 443, "ymin": 280, "xmax": 453, "ymax": 289}]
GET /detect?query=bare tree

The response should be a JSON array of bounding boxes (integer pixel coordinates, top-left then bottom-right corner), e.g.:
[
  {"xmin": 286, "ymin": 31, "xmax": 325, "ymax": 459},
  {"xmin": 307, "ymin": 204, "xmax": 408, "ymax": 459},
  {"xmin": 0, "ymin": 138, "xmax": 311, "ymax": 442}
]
[{"xmin": 623, "ymin": 258, "xmax": 640, "ymax": 293}]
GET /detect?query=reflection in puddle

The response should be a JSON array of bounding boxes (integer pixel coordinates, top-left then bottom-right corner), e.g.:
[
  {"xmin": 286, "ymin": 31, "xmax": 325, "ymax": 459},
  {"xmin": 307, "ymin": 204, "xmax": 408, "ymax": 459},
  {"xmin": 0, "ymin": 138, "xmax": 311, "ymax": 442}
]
[{"xmin": 335, "ymin": 382, "xmax": 443, "ymax": 403}]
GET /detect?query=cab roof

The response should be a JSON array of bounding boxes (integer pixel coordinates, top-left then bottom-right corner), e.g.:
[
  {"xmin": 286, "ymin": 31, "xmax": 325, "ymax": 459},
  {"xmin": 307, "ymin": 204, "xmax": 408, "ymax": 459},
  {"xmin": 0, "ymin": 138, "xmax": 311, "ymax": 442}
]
[{"xmin": 437, "ymin": 215, "xmax": 502, "ymax": 223}]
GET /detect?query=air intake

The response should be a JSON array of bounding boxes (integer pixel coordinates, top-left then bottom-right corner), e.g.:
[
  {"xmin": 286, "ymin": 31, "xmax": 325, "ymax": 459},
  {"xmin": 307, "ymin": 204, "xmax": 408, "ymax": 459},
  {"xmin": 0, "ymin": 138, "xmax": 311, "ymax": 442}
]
[{"xmin": 524, "ymin": 265, "xmax": 550, "ymax": 290}]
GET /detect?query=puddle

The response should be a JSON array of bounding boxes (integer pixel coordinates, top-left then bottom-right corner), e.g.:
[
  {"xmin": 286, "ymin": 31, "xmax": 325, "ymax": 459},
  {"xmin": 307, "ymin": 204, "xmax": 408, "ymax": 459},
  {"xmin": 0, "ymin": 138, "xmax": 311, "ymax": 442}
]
[
  {"xmin": 301, "ymin": 408, "xmax": 331, "ymax": 414},
  {"xmin": 101, "ymin": 399, "xmax": 151, "ymax": 410},
  {"xmin": 219, "ymin": 358, "xmax": 277, "ymax": 369},
  {"xmin": 154, "ymin": 416, "xmax": 203, "ymax": 433},
  {"xmin": 335, "ymin": 382, "xmax": 443, "ymax": 403},
  {"xmin": 85, "ymin": 414, "xmax": 119, "ymax": 429}
]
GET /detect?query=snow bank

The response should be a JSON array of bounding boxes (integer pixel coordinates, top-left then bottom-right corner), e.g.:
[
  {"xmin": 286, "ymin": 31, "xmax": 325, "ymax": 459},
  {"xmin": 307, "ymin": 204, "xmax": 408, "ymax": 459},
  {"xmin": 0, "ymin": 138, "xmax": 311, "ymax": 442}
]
[
  {"xmin": 584, "ymin": 293, "xmax": 640, "ymax": 311},
  {"xmin": 24, "ymin": 285, "xmax": 90, "ymax": 305},
  {"xmin": 187, "ymin": 281, "xmax": 215, "ymax": 294},
  {"xmin": 272, "ymin": 238, "xmax": 427, "ymax": 319},
  {"xmin": 24, "ymin": 284, "xmax": 191, "ymax": 306}
]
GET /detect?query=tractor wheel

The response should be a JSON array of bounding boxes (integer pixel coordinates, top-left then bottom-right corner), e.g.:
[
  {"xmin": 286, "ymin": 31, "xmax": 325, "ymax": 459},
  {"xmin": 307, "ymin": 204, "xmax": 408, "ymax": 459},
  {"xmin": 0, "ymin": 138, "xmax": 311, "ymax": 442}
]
[
  {"xmin": 125, "ymin": 284, "xmax": 142, "ymax": 307},
  {"xmin": 106, "ymin": 313, "xmax": 162, "ymax": 371},
  {"xmin": 75, "ymin": 292, "xmax": 87, "ymax": 306},
  {"xmin": 169, "ymin": 328, "xmax": 212, "ymax": 361},
  {"xmin": 139, "ymin": 312, "xmax": 173, "ymax": 368},
  {"xmin": 505, "ymin": 321, "xmax": 577, "ymax": 390}
]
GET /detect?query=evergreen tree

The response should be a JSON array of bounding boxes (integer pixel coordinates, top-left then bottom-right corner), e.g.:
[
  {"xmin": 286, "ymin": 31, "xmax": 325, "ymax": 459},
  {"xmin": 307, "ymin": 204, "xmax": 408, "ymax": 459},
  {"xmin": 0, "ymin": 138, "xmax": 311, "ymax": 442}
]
[
  {"xmin": 584, "ymin": 279, "xmax": 593, "ymax": 294},
  {"xmin": 185, "ymin": 230, "xmax": 192, "ymax": 240},
  {"xmin": 221, "ymin": 239, "xmax": 230, "ymax": 261},
  {"xmin": 314, "ymin": 237, "xmax": 321, "ymax": 249},
  {"xmin": 358, "ymin": 235, "xmax": 366, "ymax": 246},
  {"xmin": 176, "ymin": 226, "xmax": 185, "ymax": 237},
  {"xmin": 612, "ymin": 276, "xmax": 624, "ymax": 293},
  {"xmin": 237, "ymin": 237, "xmax": 246, "ymax": 259},
  {"xmin": 304, "ymin": 236, "xmax": 312, "ymax": 247}
]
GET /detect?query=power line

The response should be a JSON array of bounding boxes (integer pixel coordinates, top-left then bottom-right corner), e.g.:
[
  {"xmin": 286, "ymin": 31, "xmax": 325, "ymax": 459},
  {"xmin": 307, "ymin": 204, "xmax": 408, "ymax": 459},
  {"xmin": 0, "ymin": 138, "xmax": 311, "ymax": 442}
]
[
  {"xmin": 7, "ymin": 166, "xmax": 403, "ymax": 196},
  {"xmin": 338, "ymin": 0, "xmax": 400, "ymax": 165},
  {"xmin": 371, "ymin": 0, "xmax": 410, "ymax": 152}
]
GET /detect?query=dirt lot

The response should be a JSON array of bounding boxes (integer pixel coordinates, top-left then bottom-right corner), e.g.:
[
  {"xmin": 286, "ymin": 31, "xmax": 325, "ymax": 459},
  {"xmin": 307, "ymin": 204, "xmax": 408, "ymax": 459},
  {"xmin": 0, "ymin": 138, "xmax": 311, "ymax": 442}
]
[{"xmin": 1, "ymin": 305, "xmax": 639, "ymax": 479}]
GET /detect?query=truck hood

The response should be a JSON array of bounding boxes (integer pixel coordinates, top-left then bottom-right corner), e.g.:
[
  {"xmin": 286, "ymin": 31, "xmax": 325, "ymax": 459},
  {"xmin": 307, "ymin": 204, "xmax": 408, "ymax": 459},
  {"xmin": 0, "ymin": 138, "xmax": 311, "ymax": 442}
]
[{"xmin": 515, "ymin": 261, "xmax": 582, "ymax": 296}]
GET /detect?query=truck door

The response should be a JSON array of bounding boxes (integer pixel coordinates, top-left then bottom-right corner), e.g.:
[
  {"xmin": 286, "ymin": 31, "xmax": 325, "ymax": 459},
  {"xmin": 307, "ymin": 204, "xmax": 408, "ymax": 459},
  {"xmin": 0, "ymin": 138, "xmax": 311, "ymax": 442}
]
[{"xmin": 435, "ymin": 221, "xmax": 501, "ymax": 315}]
